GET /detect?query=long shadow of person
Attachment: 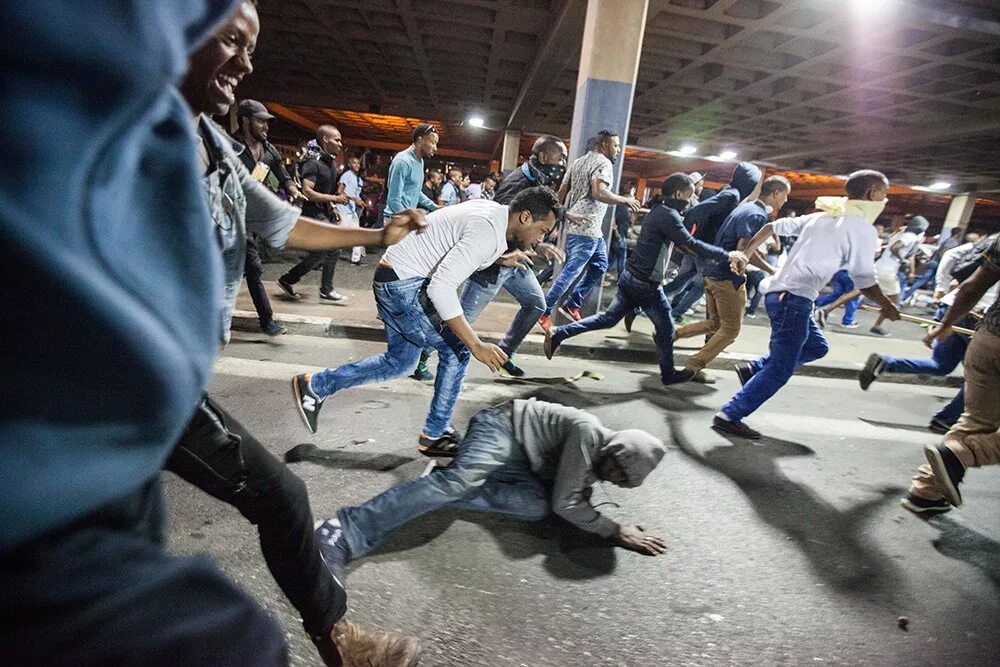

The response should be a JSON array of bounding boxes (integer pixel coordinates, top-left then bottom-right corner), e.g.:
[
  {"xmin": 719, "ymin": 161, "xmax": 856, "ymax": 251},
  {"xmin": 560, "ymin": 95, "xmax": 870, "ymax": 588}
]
[
  {"xmin": 928, "ymin": 514, "xmax": 1000, "ymax": 593},
  {"xmin": 667, "ymin": 416, "xmax": 902, "ymax": 595}
]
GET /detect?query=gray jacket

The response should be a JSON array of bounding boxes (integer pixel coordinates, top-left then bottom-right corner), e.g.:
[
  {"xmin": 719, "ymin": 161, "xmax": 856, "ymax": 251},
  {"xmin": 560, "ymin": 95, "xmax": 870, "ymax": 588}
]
[{"xmin": 511, "ymin": 398, "xmax": 666, "ymax": 537}]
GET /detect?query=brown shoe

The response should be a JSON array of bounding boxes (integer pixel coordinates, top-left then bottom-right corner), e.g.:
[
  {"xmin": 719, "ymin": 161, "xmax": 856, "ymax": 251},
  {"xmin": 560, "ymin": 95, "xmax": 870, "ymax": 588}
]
[
  {"xmin": 327, "ymin": 619, "xmax": 422, "ymax": 667},
  {"xmin": 543, "ymin": 326, "xmax": 556, "ymax": 359}
]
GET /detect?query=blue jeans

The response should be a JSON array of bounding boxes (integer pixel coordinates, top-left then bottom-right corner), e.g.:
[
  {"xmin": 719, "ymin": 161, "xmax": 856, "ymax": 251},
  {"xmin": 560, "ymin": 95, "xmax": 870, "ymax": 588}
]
[
  {"xmin": 460, "ymin": 266, "xmax": 546, "ymax": 357},
  {"xmin": 936, "ymin": 388, "xmax": 965, "ymax": 427},
  {"xmin": 815, "ymin": 270, "xmax": 861, "ymax": 325},
  {"xmin": 545, "ymin": 234, "xmax": 608, "ymax": 313},
  {"xmin": 666, "ymin": 257, "xmax": 705, "ymax": 316},
  {"xmin": 883, "ymin": 305, "xmax": 972, "ymax": 376},
  {"xmin": 338, "ymin": 407, "xmax": 549, "ymax": 557},
  {"xmin": 608, "ymin": 241, "xmax": 627, "ymax": 277},
  {"xmin": 553, "ymin": 270, "xmax": 679, "ymax": 382},
  {"xmin": 721, "ymin": 292, "xmax": 829, "ymax": 421},
  {"xmin": 745, "ymin": 270, "xmax": 766, "ymax": 315},
  {"xmin": 310, "ymin": 277, "xmax": 470, "ymax": 438},
  {"xmin": 901, "ymin": 260, "xmax": 939, "ymax": 301}
]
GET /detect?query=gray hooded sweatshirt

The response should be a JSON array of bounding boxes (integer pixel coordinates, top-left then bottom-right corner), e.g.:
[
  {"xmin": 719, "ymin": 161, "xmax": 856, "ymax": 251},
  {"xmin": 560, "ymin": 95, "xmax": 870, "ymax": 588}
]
[{"xmin": 511, "ymin": 398, "xmax": 666, "ymax": 537}]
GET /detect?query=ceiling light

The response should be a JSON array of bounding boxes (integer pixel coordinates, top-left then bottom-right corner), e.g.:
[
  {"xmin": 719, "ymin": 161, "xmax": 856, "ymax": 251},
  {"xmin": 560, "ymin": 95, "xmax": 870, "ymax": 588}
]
[
  {"xmin": 679, "ymin": 144, "xmax": 697, "ymax": 155},
  {"xmin": 468, "ymin": 115, "xmax": 485, "ymax": 128},
  {"xmin": 719, "ymin": 150, "xmax": 738, "ymax": 161},
  {"xmin": 928, "ymin": 181, "xmax": 951, "ymax": 190}
]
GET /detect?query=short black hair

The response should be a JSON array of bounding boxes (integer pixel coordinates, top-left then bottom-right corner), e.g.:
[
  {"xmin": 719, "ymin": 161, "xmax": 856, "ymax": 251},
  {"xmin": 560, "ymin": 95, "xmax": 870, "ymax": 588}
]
[
  {"xmin": 412, "ymin": 123, "xmax": 437, "ymax": 142},
  {"xmin": 845, "ymin": 170, "xmax": 889, "ymax": 199},
  {"xmin": 509, "ymin": 186, "xmax": 564, "ymax": 222},
  {"xmin": 596, "ymin": 129, "xmax": 619, "ymax": 143},
  {"xmin": 761, "ymin": 175, "xmax": 791, "ymax": 197},
  {"xmin": 425, "ymin": 169, "xmax": 442, "ymax": 180},
  {"xmin": 661, "ymin": 172, "xmax": 693, "ymax": 198},
  {"xmin": 531, "ymin": 135, "xmax": 566, "ymax": 157}
]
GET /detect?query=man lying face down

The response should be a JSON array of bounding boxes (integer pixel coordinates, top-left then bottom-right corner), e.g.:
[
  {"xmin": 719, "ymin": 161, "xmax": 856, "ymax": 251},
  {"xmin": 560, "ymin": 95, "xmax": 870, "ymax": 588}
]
[{"xmin": 315, "ymin": 398, "xmax": 668, "ymax": 578}]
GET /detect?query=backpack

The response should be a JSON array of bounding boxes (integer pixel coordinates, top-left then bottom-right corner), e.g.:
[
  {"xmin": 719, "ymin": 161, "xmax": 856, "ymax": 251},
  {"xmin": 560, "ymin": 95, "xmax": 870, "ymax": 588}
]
[{"xmin": 950, "ymin": 234, "xmax": 998, "ymax": 283}]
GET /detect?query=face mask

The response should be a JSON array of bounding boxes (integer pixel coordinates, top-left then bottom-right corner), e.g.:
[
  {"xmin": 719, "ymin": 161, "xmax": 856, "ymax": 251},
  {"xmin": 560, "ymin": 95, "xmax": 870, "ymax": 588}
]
[
  {"xmin": 664, "ymin": 198, "xmax": 689, "ymax": 213},
  {"xmin": 535, "ymin": 162, "xmax": 566, "ymax": 185},
  {"xmin": 814, "ymin": 196, "xmax": 887, "ymax": 225}
]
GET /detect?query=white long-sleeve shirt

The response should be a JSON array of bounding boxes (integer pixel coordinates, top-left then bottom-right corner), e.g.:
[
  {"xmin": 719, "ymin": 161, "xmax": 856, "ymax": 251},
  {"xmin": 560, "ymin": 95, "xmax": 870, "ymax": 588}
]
[
  {"xmin": 762, "ymin": 213, "xmax": 879, "ymax": 301},
  {"xmin": 382, "ymin": 199, "xmax": 509, "ymax": 320}
]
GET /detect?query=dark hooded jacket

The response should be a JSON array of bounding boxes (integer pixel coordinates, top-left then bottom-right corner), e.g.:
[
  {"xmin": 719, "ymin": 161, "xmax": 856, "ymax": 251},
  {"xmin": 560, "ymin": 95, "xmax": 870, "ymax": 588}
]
[
  {"xmin": 512, "ymin": 398, "xmax": 666, "ymax": 537},
  {"xmin": 684, "ymin": 162, "xmax": 762, "ymax": 244}
]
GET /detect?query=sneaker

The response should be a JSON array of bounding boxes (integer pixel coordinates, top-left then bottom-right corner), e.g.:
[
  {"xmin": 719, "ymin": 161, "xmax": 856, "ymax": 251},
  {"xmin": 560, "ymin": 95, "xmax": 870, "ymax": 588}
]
[
  {"xmin": 349, "ymin": 259, "xmax": 366, "ymax": 266},
  {"xmin": 662, "ymin": 368, "xmax": 696, "ymax": 386},
  {"xmin": 814, "ymin": 308, "xmax": 828, "ymax": 328},
  {"xmin": 537, "ymin": 314, "xmax": 552, "ymax": 332},
  {"xmin": 418, "ymin": 428, "xmax": 462, "ymax": 457},
  {"xmin": 869, "ymin": 326, "xmax": 891, "ymax": 337},
  {"xmin": 712, "ymin": 414, "xmax": 762, "ymax": 440},
  {"xmin": 500, "ymin": 357, "xmax": 525, "ymax": 377},
  {"xmin": 735, "ymin": 362, "xmax": 755, "ymax": 387},
  {"xmin": 859, "ymin": 353, "xmax": 885, "ymax": 391},
  {"xmin": 691, "ymin": 370, "xmax": 717, "ymax": 384},
  {"xmin": 262, "ymin": 320, "xmax": 287, "ymax": 336},
  {"xmin": 899, "ymin": 493, "xmax": 952, "ymax": 515},
  {"xmin": 411, "ymin": 360, "xmax": 434, "ymax": 382},
  {"xmin": 292, "ymin": 373, "xmax": 323, "ymax": 434},
  {"xmin": 744, "ymin": 311, "xmax": 758, "ymax": 319},
  {"xmin": 277, "ymin": 276, "xmax": 300, "ymax": 300},
  {"xmin": 928, "ymin": 419, "xmax": 950, "ymax": 435},
  {"xmin": 325, "ymin": 618, "xmax": 422, "ymax": 667},
  {"xmin": 319, "ymin": 290, "xmax": 346, "ymax": 302},
  {"xmin": 624, "ymin": 310, "xmax": 637, "ymax": 333},
  {"xmin": 543, "ymin": 327, "xmax": 558, "ymax": 360},
  {"xmin": 558, "ymin": 306, "xmax": 582, "ymax": 322},
  {"xmin": 314, "ymin": 519, "xmax": 351, "ymax": 585},
  {"xmin": 924, "ymin": 443, "xmax": 966, "ymax": 507},
  {"xmin": 838, "ymin": 321, "xmax": 860, "ymax": 329}
]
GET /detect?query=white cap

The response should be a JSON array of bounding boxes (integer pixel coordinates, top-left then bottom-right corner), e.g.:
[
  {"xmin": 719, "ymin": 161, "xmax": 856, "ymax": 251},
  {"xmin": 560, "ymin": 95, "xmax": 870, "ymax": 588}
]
[{"xmin": 689, "ymin": 172, "xmax": 705, "ymax": 184}]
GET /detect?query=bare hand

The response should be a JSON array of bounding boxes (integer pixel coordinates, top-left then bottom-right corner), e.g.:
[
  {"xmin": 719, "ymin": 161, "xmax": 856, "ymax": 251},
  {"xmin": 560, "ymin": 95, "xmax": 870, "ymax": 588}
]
[
  {"xmin": 624, "ymin": 197, "xmax": 641, "ymax": 212},
  {"xmin": 923, "ymin": 324, "xmax": 953, "ymax": 349},
  {"xmin": 728, "ymin": 250, "xmax": 749, "ymax": 275},
  {"xmin": 880, "ymin": 302, "xmax": 901, "ymax": 322},
  {"xmin": 287, "ymin": 184, "xmax": 303, "ymax": 202},
  {"xmin": 563, "ymin": 211, "xmax": 587, "ymax": 225},
  {"xmin": 472, "ymin": 342, "xmax": 508, "ymax": 372},
  {"xmin": 331, "ymin": 194, "xmax": 351, "ymax": 205},
  {"xmin": 381, "ymin": 209, "xmax": 428, "ymax": 246},
  {"xmin": 499, "ymin": 249, "xmax": 535, "ymax": 271},
  {"xmin": 612, "ymin": 524, "xmax": 667, "ymax": 556},
  {"xmin": 534, "ymin": 242, "xmax": 565, "ymax": 264}
]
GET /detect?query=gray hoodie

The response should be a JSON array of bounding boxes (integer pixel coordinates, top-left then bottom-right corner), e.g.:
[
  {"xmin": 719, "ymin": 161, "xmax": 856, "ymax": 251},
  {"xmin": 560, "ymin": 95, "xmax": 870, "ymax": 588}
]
[{"xmin": 511, "ymin": 398, "xmax": 666, "ymax": 537}]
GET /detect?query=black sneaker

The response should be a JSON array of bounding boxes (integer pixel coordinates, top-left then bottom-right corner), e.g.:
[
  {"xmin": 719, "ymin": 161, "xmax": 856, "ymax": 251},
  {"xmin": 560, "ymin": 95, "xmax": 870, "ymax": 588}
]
[
  {"xmin": 814, "ymin": 308, "xmax": 828, "ymax": 328},
  {"xmin": 869, "ymin": 326, "xmax": 891, "ymax": 337},
  {"xmin": 411, "ymin": 360, "xmax": 434, "ymax": 381},
  {"xmin": 418, "ymin": 427, "xmax": 462, "ymax": 457},
  {"xmin": 859, "ymin": 353, "xmax": 885, "ymax": 391},
  {"xmin": 277, "ymin": 276, "xmax": 301, "ymax": 300},
  {"xmin": 624, "ymin": 310, "xmax": 637, "ymax": 333},
  {"xmin": 735, "ymin": 361, "xmax": 755, "ymax": 387},
  {"xmin": 315, "ymin": 519, "xmax": 351, "ymax": 586},
  {"xmin": 712, "ymin": 415, "xmax": 762, "ymax": 439},
  {"xmin": 500, "ymin": 357, "xmax": 525, "ymax": 377},
  {"xmin": 899, "ymin": 493, "xmax": 951, "ymax": 515},
  {"xmin": 924, "ymin": 443, "xmax": 966, "ymax": 507},
  {"xmin": 292, "ymin": 373, "xmax": 323, "ymax": 434},
  {"xmin": 661, "ymin": 368, "xmax": 696, "ymax": 385},
  {"xmin": 927, "ymin": 419, "xmax": 950, "ymax": 435}
]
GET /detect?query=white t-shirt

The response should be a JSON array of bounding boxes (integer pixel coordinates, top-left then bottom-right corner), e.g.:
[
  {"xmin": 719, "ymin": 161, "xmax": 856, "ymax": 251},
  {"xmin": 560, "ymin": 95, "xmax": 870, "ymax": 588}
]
[
  {"xmin": 335, "ymin": 169, "xmax": 363, "ymax": 218},
  {"xmin": 762, "ymin": 213, "xmax": 880, "ymax": 301},
  {"xmin": 383, "ymin": 199, "xmax": 509, "ymax": 320},
  {"xmin": 565, "ymin": 151, "xmax": 614, "ymax": 238},
  {"xmin": 874, "ymin": 230, "xmax": 920, "ymax": 272}
]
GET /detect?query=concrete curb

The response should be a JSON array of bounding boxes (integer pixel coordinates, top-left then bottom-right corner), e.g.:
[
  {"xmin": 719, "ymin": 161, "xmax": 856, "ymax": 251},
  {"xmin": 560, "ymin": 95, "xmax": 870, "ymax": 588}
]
[{"xmin": 232, "ymin": 311, "xmax": 962, "ymax": 389}]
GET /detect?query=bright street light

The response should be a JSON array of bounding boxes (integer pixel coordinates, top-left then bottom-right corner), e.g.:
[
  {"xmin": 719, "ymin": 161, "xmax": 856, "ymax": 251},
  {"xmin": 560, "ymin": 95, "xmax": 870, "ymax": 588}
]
[
  {"xmin": 679, "ymin": 144, "xmax": 697, "ymax": 155},
  {"xmin": 928, "ymin": 181, "xmax": 952, "ymax": 190},
  {"xmin": 468, "ymin": 115, "xmax": 485, "ymax": 128},
  {"xmin": 719, "ymin": 150, "xmax": 738, "ymax": 161}
]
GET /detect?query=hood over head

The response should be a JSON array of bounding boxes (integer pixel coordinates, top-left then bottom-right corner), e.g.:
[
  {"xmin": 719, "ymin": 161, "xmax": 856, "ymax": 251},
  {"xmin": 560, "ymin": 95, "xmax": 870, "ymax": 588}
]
[
  {"xmin": 598, "ymin": 429, "xmax": 666, "ymax": 488},
  {"xmin": 730, "ymin": 162, "xmax": 762, "ymax": 200}
]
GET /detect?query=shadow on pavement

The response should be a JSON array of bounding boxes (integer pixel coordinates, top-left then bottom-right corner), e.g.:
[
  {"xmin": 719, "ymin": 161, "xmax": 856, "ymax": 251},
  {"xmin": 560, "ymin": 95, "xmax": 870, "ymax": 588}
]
[
  {"xmin": 285, "ymin": 443, "xmax": 416, "ymax": 473},
  {"xmin": 929, "ymin": 514, "xmax": 1000, "ymax": 592},
  {"xmin": 363, "ymin": 509, "xmax": 618, "ymax": 581},
  {"xmin": 858, "ymin": 417, "xmax": 936, "ymax": 434},
  {"xmin": 667, "ymin": 416, "xmax": 903, "ymax": 595}
]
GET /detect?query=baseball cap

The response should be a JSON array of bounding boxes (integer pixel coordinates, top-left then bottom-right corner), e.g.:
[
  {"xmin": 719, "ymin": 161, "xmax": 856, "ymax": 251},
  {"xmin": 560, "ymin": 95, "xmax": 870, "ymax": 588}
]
[
  {"xmin": 237, "ymin": 99, "xmax": 275, "ymax": 120},
  {"xmin": 689, "ymin": 171, "xmax": 705, "ymax": 184}
]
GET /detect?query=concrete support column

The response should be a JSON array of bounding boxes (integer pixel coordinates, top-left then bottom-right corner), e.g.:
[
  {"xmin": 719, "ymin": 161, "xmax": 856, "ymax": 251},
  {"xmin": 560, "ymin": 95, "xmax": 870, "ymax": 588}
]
[
  {"xmin": 500, "ymin": 130, "xmax": 522, "ymax": 171},
  {"xmin": 942, "ymin": 193, "xmax": 975, "ymax": 236},
  {"xmin": 565, "ymin": 0, "xmax": 649, "ymax": 315}
]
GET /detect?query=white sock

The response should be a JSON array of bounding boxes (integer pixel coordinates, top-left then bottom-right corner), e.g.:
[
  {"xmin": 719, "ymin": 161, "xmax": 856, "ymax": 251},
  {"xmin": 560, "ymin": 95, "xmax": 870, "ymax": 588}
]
[{"xmin": 715, "ymin": 411, "xmax": 732, "ymax": 422}]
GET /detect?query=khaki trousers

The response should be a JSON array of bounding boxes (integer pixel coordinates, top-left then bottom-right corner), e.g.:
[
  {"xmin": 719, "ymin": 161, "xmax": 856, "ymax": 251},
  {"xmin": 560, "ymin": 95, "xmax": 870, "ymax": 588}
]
[
  {"xmin": 910, "ymin": 328, "xmax": 1000, "ymax": 500},
  {"xmin": 674, "ymin": 278, "xmax": 746, "ymax": 372}
]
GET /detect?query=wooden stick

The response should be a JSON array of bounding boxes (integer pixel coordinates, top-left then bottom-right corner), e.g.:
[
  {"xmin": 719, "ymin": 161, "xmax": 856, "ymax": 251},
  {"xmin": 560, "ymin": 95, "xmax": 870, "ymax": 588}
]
[{"xmin": 859, "ymin": 304, "xmax": 975, "ymax": 335}]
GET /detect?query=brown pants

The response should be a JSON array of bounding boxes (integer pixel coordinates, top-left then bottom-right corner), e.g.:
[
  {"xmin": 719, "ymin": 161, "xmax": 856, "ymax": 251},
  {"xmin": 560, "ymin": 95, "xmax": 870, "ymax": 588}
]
[
  {"xmin": 674, "ymin": 278, "xmax": 746, "ymax": 372},
  {"xmin": 910, "ymin": 328, "xmax": 1000, "ymax": 500}
]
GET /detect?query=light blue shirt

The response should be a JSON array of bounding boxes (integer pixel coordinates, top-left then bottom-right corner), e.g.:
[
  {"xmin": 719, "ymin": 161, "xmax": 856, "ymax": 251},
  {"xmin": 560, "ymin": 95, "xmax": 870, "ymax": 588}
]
[
  {"xmin": 385, "ymin": 147, "xmax": 438, "ymax": 216},
  {"xmin": 336, "ymin": 168, "xmax": 364, "ymax": 218}
]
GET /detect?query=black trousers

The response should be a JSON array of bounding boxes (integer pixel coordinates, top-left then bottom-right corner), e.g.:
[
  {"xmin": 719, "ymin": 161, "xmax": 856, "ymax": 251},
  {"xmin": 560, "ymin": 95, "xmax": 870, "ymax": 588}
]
[
  {"xmin": 245, "ymin": 236, "xmax": 274, "ymax": 326},
  {"xmin": 165, "ymin": 396, "xmax": 347, "ymax": 639},
  {"xmin": 0, "ymin": 480, "xmax": 286, "ymax": 666},
  {"xmin": 282, "ymin": 251, "xmax": 338, "ymax": 293}
]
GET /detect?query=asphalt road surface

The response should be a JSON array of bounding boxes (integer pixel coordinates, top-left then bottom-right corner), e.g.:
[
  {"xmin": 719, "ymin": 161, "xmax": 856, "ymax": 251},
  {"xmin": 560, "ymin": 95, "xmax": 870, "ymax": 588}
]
[{"xmin": 164, "ymin": 332, "xmax": 1000, "ymax": 666}]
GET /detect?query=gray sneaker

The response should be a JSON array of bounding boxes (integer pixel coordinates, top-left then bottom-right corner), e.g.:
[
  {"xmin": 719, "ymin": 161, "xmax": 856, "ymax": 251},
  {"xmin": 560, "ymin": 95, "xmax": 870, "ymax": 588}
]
[{"xmin": 859, "ymin": 353, "xmax": 885, "ymax": 391}]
